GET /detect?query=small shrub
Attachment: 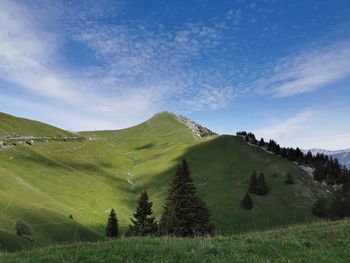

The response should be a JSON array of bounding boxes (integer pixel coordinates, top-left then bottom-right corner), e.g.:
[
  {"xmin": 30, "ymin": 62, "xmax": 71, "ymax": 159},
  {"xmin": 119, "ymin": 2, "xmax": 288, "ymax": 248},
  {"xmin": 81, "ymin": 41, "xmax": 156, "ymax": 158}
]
[
  {"xmin": 69, "ymin": 214, "xmax": 74, "ymax": 220},
  {"xmin": 311, "ymin": 195, "xmax": 328, "ymax": 217},
  {"xmin": 15, "ymin": 220, "xmax": 32, "ymax": 236},
  {"xmin": 256, "ymin": 172, "xmax": 269, "ymax": 196},
  {"xmin": 241, "ymin": 193, "xmax": 253, "ymax": 210}
]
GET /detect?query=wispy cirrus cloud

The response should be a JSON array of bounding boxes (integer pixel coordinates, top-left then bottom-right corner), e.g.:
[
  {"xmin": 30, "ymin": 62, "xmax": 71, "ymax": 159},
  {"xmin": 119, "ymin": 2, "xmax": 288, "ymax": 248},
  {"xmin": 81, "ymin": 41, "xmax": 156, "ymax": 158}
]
[
  {"xmin": 0, "ymin": 0, "xmax": 165, "ymax": 128},
  {"xmin": 253, "ymin": 106, "xmax": 350, "ymax": 150},
  {"xmin": 0, "ymin": 0, "xmax": 245, "ymax": 129},
  {"xmin": 256, "ymin": 40, "xmax": 350, "ymax": 97},
  {"xmin": 253, "ymin": 109, "xmax": 315, "ymax": 141}
]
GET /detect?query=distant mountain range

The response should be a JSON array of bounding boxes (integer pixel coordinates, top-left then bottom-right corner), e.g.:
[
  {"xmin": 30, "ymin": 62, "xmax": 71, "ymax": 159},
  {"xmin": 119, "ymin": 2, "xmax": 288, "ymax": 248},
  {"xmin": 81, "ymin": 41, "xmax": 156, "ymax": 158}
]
[{"xmin": 302, "ymin": 149, "xmax": 350, "ymax": 168}]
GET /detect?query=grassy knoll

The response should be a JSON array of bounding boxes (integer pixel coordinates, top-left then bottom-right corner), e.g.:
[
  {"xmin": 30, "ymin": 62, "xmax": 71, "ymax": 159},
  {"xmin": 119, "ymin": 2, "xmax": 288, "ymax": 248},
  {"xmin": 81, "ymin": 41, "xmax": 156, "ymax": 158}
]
[
  {"xmin": 0, "ymin": 113, "xmax": 71, "ymax": 138},
  {"xmin": 1, "ymin": 219, "xmax": 349, "ymax": 262},
  {"xmin": 0, "ymin": 112, "xmax": 318, "ymax": 251}
]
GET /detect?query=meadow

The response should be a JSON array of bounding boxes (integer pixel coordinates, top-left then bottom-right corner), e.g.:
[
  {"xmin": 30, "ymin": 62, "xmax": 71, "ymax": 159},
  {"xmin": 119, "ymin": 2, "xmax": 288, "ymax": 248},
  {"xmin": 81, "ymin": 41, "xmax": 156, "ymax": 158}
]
[
  {"xmin": 1, "ymin": 219, "xmax": 349, "ymax": 262},
  {"xmin": 0, "ymin": 112, "xmax": 317, "ymax": 251}
]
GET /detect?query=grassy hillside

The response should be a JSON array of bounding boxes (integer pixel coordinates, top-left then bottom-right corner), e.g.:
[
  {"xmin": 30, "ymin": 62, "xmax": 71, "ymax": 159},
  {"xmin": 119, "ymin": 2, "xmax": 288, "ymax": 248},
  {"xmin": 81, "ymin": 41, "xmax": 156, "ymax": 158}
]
[
  {"xmin": 0, "ymin": 111, "xmax": 318, "ymax": 251},
  {"xmin": 0, "ymin": 112, "xmax": 71, "ymax": 138},
  {"xmin": 1, "ymin": 219, "xmax": 349, "ymax": 262}
]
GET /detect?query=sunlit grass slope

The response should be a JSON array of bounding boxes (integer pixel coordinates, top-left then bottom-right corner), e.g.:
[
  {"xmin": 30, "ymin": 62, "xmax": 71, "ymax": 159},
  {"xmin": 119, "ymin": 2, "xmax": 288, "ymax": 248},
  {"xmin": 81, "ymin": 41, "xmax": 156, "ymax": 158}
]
[
  {"xmin": 1, "ymin": 219, "xmax": 349, "ymax": 262},
  {"xmin": 0, "ymin": 111, "xmax": 317, "ymax": 251},
  {"xmin": 0, "ymin": 113, "xmax": 71, "ymax": 137}
]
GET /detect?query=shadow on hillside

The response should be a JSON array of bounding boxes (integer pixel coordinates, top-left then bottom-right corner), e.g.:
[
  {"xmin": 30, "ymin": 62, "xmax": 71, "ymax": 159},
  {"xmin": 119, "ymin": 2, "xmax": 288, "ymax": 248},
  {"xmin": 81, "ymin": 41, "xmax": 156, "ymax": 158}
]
[{"xmin": 127, "ymin": 135, "xmax": 315, "ymax": 234}]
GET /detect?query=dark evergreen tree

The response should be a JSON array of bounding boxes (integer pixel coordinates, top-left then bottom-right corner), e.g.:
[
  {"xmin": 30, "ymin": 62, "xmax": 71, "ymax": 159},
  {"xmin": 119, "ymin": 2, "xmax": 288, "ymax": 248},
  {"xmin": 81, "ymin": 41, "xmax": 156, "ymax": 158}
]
[
  {"xmin": 280, "ymin": 147, "xmax": 288, "ymax": 159},
  {"xmin": 256, "ymin": 172, "xmax": 269, "ymax": 196},
  {"xmin": 305, "ymin": 151, "xmax": 313, "ymax": 164},
  {"xmin": 248, "ymin": 170, "xmax": 258, "ymax": 194},
  {"xmin": 106, "ymin": 209, "xmax": 118, "ymax": 238},
  {"xmin": 258, "ymin": 138, "xmax": 265, "ymax": 147},
  {"xmin": 160, "ymin": 159, "xmax": 214, "ymax": 237},
  {"xmin": 241, "ymin": 193, "xmax": 253, "ymax": 210},
  {"xmin": 311, "ymin": 195, "xmax": 328, "ymax": 218},
  {"xmin": 126, "ymin": 190, "xmax": 158, "ymax": 236},
  {"xmin": 329, "ymin": 190, "xmax": 347, "ymax": 219},
  {"xmin": 313, "ymin": 163, "xmax": 326, "ymax": 182}
]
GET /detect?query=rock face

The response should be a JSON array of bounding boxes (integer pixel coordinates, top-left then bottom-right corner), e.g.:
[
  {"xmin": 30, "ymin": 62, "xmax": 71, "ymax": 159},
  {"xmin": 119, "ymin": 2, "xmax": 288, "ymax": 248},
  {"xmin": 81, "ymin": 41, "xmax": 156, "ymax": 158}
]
[{"xmin": 170, "ymin": 112, "xmax": 217, "ymax": 138}]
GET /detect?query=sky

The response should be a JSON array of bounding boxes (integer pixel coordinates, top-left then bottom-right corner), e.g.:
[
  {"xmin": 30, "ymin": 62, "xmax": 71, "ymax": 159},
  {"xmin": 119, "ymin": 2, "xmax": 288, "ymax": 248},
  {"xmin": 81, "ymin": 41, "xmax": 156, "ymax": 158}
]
[{"xmin": 0, "ymin": 0, "xmax": 350, "ymax": 150}]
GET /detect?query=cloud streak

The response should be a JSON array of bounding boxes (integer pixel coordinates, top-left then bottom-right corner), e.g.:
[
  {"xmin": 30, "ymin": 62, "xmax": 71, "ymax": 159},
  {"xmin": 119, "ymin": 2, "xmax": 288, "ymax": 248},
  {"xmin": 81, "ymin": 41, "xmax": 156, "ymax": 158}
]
[{"xmin": 256, "ymin": 40, "xmax": 350, "ymax": 97}]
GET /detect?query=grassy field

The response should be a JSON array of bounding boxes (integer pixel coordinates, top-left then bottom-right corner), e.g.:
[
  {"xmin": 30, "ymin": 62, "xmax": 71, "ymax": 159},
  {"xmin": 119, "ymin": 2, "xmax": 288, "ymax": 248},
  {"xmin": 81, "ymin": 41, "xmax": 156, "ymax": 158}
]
[
  {"xmin": 0, "ymin": 112, "xmax": 318, "ymax": 251},
  {"xmin": 0, "ymin": 113, "xmax": 71, "ymax": 138},
  {"xmin": 1, "ymin": 219, "xmax": 349, "ymax": 262}
]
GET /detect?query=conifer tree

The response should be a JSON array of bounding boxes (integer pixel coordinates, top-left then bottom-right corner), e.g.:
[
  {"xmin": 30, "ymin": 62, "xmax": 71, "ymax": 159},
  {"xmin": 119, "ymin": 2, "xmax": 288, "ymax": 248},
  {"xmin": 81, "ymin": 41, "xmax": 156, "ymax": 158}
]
[
  {"xmin": 126, "ymin": 190, "xmax": 158, "ymax": 236},
  {"xmin": 241, "ymin": 193, "xmax": 253, "ymax": 210},
  {"xmin": 258, "ymin": 138, "xmax": 265, "ymax": 147},
  {"xmin": 106, "ymin": 209, "xmax": 118, "ymax": 238},
  {"xmin": 311, "ymin": 195, "xmax": 328, "ymax": 217},
  {"xmin": 256, "ymin": 172, "xmax": 269, "ymax": 196},
  {"xmin": 248, "ymin": 170, "xmax": 258, "ymax": 194},
  {"xmin": 160, "ymin": 159, "xmax": 214, "ymax": 237}
]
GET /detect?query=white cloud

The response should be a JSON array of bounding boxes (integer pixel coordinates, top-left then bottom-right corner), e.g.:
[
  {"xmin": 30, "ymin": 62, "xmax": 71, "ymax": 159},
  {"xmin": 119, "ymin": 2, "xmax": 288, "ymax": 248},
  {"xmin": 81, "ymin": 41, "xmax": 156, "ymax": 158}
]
[
  {"xmin": 183, "ymin": 84, "xmax": 236, "ymax": 110},
  {"xmin": 0, "ymin": 0, "xmax": 243, "ymax": 127},
  {"xmin": 253, "ymin": 108, "xmax": 350, "ymax": 150},
  {"xmin": 254, "ymin": 109, "xmax": 314, "ymax": 141},
  {"xmin": 0, "ymin": 0, "xmax": 163, "ymax": 124},
  {"xmin": 256, "ymin": 40, "xmax": 350, "ymax": 97}
]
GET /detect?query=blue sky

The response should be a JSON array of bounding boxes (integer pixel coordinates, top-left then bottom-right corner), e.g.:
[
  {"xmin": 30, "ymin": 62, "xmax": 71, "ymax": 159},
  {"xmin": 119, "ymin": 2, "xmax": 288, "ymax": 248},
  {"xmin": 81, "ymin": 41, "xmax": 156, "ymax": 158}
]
[{"xmin": 0, "ymin": 0, "xmax": 350, "ymax": 150}]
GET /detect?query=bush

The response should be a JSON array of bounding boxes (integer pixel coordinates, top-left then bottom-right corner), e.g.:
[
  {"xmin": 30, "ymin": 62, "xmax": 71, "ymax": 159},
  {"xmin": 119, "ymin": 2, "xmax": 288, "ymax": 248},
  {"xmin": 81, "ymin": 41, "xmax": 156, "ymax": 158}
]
[
  {"xmin": 312, "ymin": 196, "xmax": 327, "ymax": 217},
  {"xmin": 241, "ymin": 193, "xmax": 253, "ymax": 210},
  {"xmin": 256, "ymin": 172, "xmax": 269, "ymax": 196},
  {"xmin": 15, "ymin": 221, "xmax": 32, "ymax": 236}
]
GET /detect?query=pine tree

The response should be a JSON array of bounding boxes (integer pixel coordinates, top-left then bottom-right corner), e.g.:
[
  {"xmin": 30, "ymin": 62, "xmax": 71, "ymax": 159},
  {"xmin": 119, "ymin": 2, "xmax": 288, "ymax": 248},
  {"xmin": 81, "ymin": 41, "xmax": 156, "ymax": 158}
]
[
  {"xmin": 248, "ymin": 170, "xmax": 258, "ymax": 194},
  {"xmin": 126, "ymin": 190, "xmax": 158, "ymax": 236},
  {"xmin": 106, "ymin": 209, "xmax": 118, "ymax": 238},
  {"xmin": 160, "ymin": 159, "xmax": 214, "ymax": 237},
  {"xmin": 256, "ymin": 172, "xmax": 269, "ymax": 196},
  {"xmin": 311, "ymin": 195, "xmax": 328, "ymax": 217},
  {"xmin": 258, "ymin": 138, "xmax": 265, "ymax": 147},
  {"xmin": 241, "ymin": 193, "xmax": 253, "ymax": 210}
]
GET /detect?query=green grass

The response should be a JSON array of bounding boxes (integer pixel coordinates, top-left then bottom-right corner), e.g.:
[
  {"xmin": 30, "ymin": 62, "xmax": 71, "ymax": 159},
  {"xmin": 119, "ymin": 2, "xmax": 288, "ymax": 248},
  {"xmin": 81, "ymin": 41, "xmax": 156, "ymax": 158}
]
[
  {"xmin": 1, "ymin": 219, "xmax": 349, "ymax": 262},
  {"xmin": 0, "ymin": 113, "xmax": 71, "ymax": 138},
  {"xmin": 0, "ymin": 111, "xmax": 318, "ymax": 251}
]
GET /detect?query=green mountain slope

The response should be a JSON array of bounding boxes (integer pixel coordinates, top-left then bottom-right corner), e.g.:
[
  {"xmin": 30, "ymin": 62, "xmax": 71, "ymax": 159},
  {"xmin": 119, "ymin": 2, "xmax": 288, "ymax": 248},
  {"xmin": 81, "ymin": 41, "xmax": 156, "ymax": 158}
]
[
  {"xmin": 2, "ymin": 219, "xmax": 349, "ymax": 262},
  {"xmin": 0, "ymin": 112, "xmax": 71, "ymax": 138},
  {"xmin": 0, "ymin": 111, "xmax": 318, "ymax": 251}
]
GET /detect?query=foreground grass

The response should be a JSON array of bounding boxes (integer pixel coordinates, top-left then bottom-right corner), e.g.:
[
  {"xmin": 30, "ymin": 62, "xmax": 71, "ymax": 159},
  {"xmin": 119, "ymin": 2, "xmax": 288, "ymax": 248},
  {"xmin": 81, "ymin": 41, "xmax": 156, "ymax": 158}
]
[{"xmin": 1, "ymin": 220, "xmax": 349, "ymax": 263}]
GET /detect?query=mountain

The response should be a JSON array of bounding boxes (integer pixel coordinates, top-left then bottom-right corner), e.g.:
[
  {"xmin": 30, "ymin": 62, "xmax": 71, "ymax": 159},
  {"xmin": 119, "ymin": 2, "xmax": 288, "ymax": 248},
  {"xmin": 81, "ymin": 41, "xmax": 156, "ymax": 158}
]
[
  {"xmin": 303, "ymin": 148, "xmax": 350, "ymax": 168},
  {"xmin": 0, "ymin": 111, "xmax": 318, "ymax": 251}
]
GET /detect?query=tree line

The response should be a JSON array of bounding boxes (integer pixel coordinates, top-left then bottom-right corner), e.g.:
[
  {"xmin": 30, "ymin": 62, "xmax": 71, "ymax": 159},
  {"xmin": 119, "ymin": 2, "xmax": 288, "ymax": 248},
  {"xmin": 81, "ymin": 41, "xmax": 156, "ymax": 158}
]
[
  {"xmin": 236, "ymin": 131, "xmax": 349, "ymax": 186},
  {"xmin": 105, "ymin": 159, "xmax": 214, "ymax": 238},
  {"xmin": 237, "ymin": 131, "xmax": 350, "ymax": 220}
]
